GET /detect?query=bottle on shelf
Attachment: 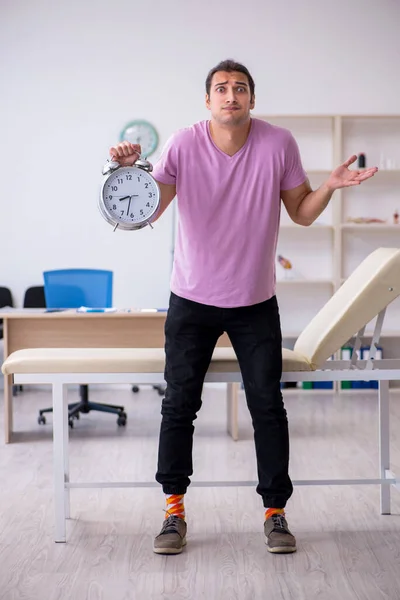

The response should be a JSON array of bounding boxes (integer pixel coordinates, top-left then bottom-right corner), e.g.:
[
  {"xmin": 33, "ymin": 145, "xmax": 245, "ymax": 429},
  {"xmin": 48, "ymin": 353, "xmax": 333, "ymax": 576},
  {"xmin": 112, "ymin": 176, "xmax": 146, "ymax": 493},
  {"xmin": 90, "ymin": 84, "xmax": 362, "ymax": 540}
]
[
  {"xmin": 394, "ymin": 209, "xmax": 399, "ymax": 225},
  {"xmin": 357, "ymin": 153, "xmax": 366, "ymax": 168},
  {"xmin": 379, "ymin": 152, "xmax": 397, "ymax": 170},
  {"xmin": 277, "ymin": 255, "xmax": 294, "ymax": 280}
]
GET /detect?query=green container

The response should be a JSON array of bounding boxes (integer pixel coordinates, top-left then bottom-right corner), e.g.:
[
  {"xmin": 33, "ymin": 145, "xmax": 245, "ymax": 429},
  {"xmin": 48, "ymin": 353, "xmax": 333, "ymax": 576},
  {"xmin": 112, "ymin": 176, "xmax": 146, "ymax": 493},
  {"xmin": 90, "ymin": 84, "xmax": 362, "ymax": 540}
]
[
  {"xmin": 341, "ymin": 381, "xmax": 352, "ymax": 389},
  {"xmin": 341, "ymin": 346, "xmax": 352, "ymax": 389},
  {"xmin": 302, "ymin": 381, "xmax": 313, "ymax": 390}
]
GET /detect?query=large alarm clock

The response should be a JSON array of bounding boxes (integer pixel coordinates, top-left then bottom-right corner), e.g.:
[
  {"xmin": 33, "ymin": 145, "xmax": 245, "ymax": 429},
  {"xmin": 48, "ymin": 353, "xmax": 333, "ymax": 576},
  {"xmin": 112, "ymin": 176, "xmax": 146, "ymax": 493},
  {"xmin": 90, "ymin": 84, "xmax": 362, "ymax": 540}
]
[
  {"xmin": 119, "ymin": 120, "xmax": 159, "ymax": 157},
  {"xmin": 99, "ymin": 157, "xmax": 161, "ymax": 231}
]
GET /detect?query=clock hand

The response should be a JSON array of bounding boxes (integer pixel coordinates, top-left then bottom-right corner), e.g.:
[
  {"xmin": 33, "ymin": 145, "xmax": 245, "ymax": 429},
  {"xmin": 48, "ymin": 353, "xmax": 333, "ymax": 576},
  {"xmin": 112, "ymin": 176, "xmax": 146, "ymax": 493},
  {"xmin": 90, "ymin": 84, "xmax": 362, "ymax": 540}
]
[
  {"xmin": 127, "ymin": 195, "xmax": 139, "ymax": 216},
  {"xmin": 119, "ymin": 196, "xmax": 130, "ymax": 202}
]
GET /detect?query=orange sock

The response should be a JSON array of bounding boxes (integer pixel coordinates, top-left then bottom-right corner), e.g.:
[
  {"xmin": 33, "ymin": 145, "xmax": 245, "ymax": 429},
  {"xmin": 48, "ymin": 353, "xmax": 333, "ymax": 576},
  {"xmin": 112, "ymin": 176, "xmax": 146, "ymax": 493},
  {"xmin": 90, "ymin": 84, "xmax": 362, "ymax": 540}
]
[
  {"xmin": 165, "ymin": 494, "xmax": 185, "ymax": 520},
  {"xmin": 265, "ymin": 508, "xmax": 285, "ymax": 521}
]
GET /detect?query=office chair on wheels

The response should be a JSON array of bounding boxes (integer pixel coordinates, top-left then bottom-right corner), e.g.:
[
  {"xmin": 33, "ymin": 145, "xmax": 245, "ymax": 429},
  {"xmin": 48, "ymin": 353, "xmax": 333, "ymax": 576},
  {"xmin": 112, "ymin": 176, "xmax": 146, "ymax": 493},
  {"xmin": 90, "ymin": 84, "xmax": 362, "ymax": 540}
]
[
  {"xmin": 12, "ymin": 285, "xmax": 47, "ymax": 396},
  {"xmin": 132, "ymin": 384, "xmax": 165, "ymax": 396},
  {"xmin": 0, "ymin": 286, "xmax": 13, "ymax": 340},
  {"xmin": 0, "ymin": 287, "xmax": 19, "ymax": 396},
  {"xmin": 24, "ymin": 285, "xmax": 46, "ymax": 309},
  {"xmin": 38, "ymin": 268, "xmax": 127, "ymax": 429}
]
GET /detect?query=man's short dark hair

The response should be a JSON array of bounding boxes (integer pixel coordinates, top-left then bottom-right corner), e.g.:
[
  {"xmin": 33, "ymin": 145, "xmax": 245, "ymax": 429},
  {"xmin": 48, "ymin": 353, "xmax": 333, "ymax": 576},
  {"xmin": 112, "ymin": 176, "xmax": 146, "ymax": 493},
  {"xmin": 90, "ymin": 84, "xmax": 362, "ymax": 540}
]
[{"xmin": 205, "ymin": 59, "xmax": 255, "ymax": 99}]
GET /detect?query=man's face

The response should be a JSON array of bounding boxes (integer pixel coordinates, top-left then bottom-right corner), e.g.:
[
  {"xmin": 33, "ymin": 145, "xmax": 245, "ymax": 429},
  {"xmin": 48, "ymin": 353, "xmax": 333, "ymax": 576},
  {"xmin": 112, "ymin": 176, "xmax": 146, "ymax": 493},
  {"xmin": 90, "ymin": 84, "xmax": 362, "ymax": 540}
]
[{"xmin": 206, "ymin": 70, "xmax": 255, "ymax": 126}]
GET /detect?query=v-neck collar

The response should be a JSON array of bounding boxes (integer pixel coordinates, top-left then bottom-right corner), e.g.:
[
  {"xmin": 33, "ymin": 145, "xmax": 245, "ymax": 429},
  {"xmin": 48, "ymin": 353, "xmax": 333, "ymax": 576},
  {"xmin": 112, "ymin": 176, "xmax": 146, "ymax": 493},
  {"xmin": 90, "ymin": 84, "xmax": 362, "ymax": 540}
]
[{"xmin": 206, "ymin": 119, "xmax": 254, "ymax": 160}]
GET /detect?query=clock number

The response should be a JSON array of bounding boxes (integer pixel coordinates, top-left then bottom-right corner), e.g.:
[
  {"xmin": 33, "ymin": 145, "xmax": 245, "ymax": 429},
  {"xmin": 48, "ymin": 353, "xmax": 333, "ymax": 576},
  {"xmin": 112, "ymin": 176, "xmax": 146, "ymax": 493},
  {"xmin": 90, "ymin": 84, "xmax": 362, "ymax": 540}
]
[
  {"xmin": 113, "ymin": 204, "xmax": 117, "ymax": 210},
  {"xmin": 109, "ymin": 195, "xmax": 112, "ymax": 200},
  {"xmin": 146, "ymin": 202, "xmax": 150, "ymax": 207},
  {"xmin": 117, "ymin": 178, "xmax": 123, "ymax": 184},
  {"xmin": 137, "ymin": 177, "xmax": 140, "ymax": 182},
  {"xmin": 140, "ymin": 209, "xmax": 144, "ymax": 216},
  {"xmin": 145, "ymin": 183, "xmax": 149, "ymax": 188},
  {"xmin": 130, "ymin": 213, "xmax": 134, "ymax": 218},
  {"xmin": 126, "ymin": 174, "xmax": 132, "ymax": 180},
  {"xmin": 148, "ymin": 192, "xmax": 153, "ymax": 198},
  {"xmin": 112, "ymin": 186, "xmax": 118, "ymax": 191},
  {"xmin": 120, "ymin": 210, "xmax": 124, "ymax": 216}
]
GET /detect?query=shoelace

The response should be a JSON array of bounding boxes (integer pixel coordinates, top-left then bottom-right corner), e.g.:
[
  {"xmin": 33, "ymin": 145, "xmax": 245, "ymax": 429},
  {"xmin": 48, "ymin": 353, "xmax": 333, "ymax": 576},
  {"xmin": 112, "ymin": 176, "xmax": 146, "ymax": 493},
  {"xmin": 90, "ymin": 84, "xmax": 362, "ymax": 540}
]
[
  {"xmin": 271, "ymin": 514, "xmax": 288, "ymax": 532},
  {"xmin": 161, "ymin": 515, "xmax": 183, "ymax": 535}
]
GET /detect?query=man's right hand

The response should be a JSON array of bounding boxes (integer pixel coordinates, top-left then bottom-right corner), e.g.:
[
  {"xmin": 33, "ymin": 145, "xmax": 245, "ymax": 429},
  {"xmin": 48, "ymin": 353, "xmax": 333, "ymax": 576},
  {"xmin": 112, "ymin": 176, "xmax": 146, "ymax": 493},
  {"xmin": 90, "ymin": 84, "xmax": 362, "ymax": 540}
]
[{"xmin": 109, "ymin": 141, "xmax": 142, "ymax": 167}]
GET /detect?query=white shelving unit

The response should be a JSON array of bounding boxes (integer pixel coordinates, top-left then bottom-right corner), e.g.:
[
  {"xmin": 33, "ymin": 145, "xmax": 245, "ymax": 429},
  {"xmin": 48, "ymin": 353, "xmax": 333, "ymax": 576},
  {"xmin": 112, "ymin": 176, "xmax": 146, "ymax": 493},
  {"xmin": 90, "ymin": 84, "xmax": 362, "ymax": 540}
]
[{"xmin": 257, "ymin": 114, "xmax": 400, "ymax": 341}]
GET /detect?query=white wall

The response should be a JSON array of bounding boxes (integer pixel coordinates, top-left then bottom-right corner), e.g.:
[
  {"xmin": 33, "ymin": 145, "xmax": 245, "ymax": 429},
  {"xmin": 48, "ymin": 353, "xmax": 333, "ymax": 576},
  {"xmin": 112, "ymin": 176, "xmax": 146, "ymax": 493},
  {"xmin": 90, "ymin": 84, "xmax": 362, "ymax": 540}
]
[{"xmin": 1, "ymin": 0, "xmax": 399, "ymax": 307}]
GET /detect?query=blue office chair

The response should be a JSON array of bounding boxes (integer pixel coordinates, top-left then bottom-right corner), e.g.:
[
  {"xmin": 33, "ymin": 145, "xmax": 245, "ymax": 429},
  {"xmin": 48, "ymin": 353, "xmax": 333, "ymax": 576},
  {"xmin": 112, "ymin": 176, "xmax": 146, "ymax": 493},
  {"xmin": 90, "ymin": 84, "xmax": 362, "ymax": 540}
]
[
  {"xmin": 38, "ymin": 269, "xmax": 127, "ymax": 428},
  {"xmin": 43, "ymin": 268, "xmax": 113, "ymax": 309}
]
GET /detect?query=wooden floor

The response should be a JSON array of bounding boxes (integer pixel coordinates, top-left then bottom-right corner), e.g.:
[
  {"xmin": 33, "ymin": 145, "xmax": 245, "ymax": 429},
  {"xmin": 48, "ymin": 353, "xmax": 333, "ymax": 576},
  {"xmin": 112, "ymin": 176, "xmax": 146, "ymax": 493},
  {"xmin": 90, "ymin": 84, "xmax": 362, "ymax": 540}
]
[{"xmin": 1, "ymin": 383, "xmax": 400, "ymax": 600}]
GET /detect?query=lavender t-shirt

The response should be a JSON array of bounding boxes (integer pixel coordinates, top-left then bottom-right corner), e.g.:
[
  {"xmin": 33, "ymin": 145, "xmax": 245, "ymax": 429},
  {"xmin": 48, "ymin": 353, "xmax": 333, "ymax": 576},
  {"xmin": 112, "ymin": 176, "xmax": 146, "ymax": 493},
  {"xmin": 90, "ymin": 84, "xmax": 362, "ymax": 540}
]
[{"xmin": 152, "ymin": 118, "xmax": 306, "ymax": 308}]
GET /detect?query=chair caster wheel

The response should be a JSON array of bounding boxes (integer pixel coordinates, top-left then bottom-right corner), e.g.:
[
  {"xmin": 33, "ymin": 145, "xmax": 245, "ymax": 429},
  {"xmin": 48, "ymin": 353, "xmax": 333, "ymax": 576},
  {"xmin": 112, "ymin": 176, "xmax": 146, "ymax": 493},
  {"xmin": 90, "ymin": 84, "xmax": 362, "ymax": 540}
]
[
  {"xmin": 38, "ymin": 415, "xmax": 46, "ymax": 425},
  {"xmin": 132, "ymin": 386, "xmax": 139, "ymax": 393},
  {"xmin": 68, "ymin": 419, "xmax": 74, "ymax": 429},
  {"xmin": 117, "ymin": 412, "xmax": 127, "ymax": 426},
  {"xmin": 153, "ymin": 385, "xmax": 165, "ymax": 397}
]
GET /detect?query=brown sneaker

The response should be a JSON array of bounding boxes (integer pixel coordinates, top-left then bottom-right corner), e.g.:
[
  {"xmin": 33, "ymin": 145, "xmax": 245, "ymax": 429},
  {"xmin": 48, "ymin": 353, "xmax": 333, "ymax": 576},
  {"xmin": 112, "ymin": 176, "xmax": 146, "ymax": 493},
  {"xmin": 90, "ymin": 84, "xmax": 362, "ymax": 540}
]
[
  {"xmin": 264, "ymin": 513, "xmax": 296, "ymax": 554},
  {"xmin": 153, "ymin": 516, "xmax": 187, "ymax": 555}
]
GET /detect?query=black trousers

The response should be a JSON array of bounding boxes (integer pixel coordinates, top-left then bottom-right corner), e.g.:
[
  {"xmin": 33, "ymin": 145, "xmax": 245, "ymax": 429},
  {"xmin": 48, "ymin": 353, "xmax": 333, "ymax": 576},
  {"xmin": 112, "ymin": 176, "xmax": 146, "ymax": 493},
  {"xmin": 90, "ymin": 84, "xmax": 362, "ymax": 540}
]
[{"xmin": 155, "ymin": 292, "xmax": 293, "ymax": 508}]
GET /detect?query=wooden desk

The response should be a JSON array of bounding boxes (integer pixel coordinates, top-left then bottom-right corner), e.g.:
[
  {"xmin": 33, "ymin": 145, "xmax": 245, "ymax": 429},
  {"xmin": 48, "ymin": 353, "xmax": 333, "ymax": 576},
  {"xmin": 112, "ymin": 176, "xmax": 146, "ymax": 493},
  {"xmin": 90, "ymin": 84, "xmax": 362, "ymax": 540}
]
[{"xmin": 1, "ymin": 309, "xmax": 231, "ymax": 443}]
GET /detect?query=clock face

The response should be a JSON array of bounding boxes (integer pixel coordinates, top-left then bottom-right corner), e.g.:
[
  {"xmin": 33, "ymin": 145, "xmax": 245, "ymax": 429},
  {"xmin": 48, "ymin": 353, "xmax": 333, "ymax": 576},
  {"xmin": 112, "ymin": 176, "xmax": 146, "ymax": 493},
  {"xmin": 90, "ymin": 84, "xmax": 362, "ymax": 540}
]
[
  {"xmin": 120, "ymin": 120, "xmax": 159, "ymax": 157},
  {"xmin": 101, "ymin": 166, "xmax": 160, "ymax": 228}
]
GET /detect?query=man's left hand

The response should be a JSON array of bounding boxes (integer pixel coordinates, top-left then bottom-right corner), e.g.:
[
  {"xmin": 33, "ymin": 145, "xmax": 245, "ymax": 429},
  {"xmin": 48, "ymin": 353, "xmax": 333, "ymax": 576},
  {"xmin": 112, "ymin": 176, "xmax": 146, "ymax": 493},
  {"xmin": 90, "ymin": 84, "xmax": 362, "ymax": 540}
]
[{"xmin": 326, "ymin": 155, "xmax": 378, "ymax": 191}]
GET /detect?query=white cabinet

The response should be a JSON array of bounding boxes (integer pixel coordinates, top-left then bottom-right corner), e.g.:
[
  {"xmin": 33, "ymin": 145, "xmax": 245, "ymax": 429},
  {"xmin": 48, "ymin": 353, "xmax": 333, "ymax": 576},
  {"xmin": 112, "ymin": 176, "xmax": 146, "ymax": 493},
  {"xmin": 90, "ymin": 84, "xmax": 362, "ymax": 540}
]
[{"xmin": 258, "ymin": 114, "xmax": 400, "ymax": 339}]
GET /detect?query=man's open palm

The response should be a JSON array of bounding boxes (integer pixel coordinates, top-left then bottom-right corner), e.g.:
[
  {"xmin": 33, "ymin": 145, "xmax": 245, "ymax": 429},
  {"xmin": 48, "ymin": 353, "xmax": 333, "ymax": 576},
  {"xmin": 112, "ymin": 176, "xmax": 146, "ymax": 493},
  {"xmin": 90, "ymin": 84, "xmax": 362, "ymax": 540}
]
[{"xmin": 327, "ymin": 155, "xmax": 378, "ymax": 190}]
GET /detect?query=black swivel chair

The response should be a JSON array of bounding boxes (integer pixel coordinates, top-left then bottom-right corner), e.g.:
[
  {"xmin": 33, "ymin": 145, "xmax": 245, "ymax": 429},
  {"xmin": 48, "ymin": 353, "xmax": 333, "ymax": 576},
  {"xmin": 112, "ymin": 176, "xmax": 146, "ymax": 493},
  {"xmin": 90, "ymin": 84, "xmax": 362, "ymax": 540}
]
[
  {"xmin": 23, "ymin": 285, "xmax": 46, "ymax": 309},
  {"xmin": 0, "ymin": 287, "xmax": 19, "ymax": 396},
  {"xmin": 0, "ymin": 286, "xmax": 13, "ymax": 339},
  {"xmin": 11, "ymin": 286, "xmax": 47, "ymax": 395}
]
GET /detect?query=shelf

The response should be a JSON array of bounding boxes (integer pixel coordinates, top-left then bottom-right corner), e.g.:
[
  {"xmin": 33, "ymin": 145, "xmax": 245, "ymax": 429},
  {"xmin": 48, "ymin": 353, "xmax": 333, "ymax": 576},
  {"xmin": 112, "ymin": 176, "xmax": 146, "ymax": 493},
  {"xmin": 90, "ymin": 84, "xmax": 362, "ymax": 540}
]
[
  {"xmin": 277, "ymin": 279, "xmax": 334, "ymax": 285},
  {"xmin": 282, "ymin": 328, "xmax": 400, "ymax": 339},
  {"xmin": 341, "ymin": 115, "xmax": 400, "ymax": 120},
  {"xmin": 282, "ymin": 329, "xmax": 400, "ymax": 339},
  {"xmin": 357, "ymin": 331, "xmax": 400, "ymax": 338},
  {"xmin": 280, "ymin": 224, "xmax": 333, "ymax": 230},
  {"xmin": 341, "ymin": 169, "xmax": 400, "ymax": 175},
  {"xmin": 282, "ymin": 387, "xmax": 336, "ymax": 394},
  {"xmin": 306, "ymin": 169, "xmax": 400, "ymax": 177},
  {"xmin": 341, "ymin": 223, "xmax": 400, "ymax": 231}
]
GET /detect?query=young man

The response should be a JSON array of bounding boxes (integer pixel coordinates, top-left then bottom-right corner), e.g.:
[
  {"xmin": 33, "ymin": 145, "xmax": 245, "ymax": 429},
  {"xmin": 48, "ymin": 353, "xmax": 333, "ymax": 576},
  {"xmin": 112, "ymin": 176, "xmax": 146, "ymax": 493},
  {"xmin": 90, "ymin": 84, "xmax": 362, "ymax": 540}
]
[{"xmin": 110, "ymin": 60, "xmax": 377, "ymax": 555}]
